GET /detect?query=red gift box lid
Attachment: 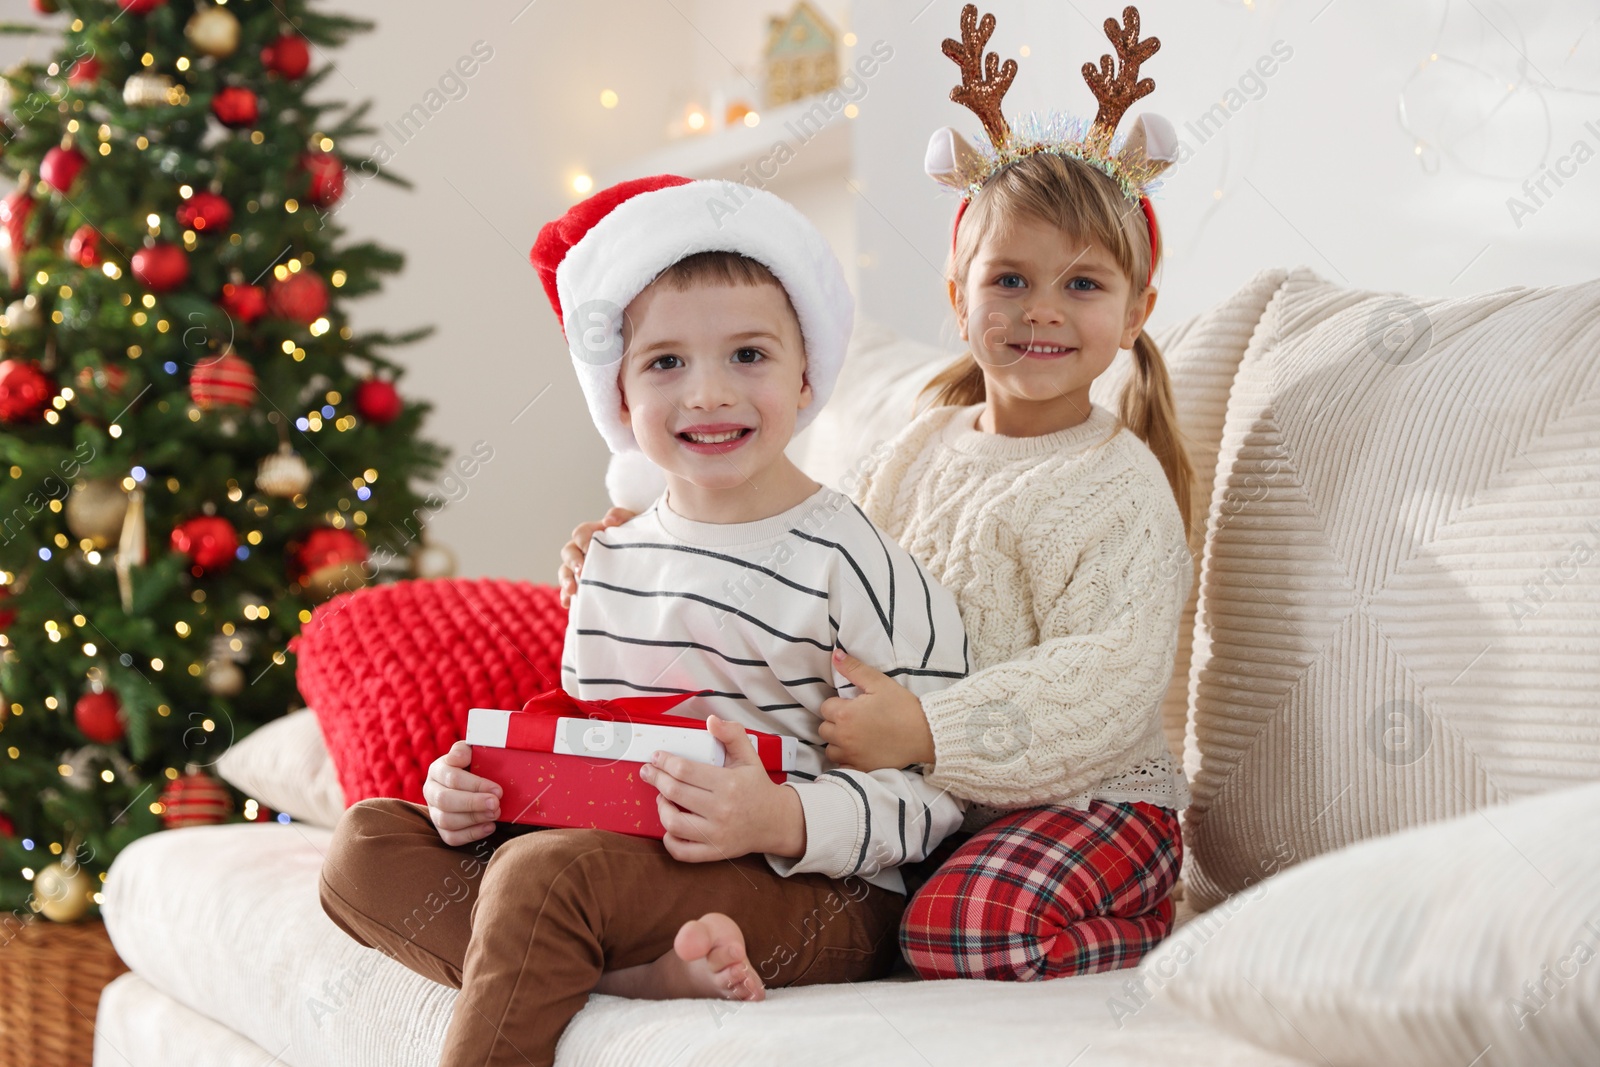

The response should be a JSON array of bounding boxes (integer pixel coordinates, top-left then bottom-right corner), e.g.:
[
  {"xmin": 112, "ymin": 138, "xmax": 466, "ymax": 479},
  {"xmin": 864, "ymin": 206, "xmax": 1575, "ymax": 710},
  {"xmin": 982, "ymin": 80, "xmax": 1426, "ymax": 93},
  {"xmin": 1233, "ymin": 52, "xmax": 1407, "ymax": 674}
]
[{"xmin": 466, "ymin": 689, "xmax": 798, "ymax": 773}]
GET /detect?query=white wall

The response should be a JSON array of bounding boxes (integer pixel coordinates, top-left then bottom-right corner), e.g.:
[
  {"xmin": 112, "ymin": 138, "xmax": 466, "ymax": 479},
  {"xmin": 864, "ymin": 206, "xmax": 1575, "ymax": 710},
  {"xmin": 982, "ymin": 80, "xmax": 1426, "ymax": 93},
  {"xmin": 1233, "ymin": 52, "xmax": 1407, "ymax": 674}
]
[{"xmin": 5, "ymin": 1, "xmax": 1597, "ymax": 583}]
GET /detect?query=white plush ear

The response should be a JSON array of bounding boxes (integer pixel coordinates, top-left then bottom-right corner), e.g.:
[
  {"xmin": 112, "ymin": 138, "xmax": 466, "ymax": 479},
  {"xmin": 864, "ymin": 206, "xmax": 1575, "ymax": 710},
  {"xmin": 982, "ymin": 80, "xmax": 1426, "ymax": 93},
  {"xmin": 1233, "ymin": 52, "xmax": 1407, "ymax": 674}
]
[
  {"xmin": 605, "ymin": 451, "xmax": 667, "ymax": 513},
  {"xmin": 1116, "ymin": 113, "xmax": 1181, "ymax": 178},
  {"xmin": 924, "ymin": 126, "xmax": 982, "ymax": 189}
]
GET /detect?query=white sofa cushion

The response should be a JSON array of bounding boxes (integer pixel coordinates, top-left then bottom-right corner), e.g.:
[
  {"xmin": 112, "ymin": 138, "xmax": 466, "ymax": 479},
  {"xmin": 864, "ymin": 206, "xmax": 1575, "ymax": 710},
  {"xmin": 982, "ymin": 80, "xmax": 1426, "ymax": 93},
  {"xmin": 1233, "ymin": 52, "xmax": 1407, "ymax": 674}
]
[
  {"xmin": 1144, "ymin": 779, "xmax": 1600, "ymax": 1067},
  {"xmin": 215, "ymin": 707, "xmax": 347, "ymax": 830},
  {"xmin": 99, "ymin": 821, "xmax": 1297, "ymax": 1066},
  {"xmin": 1184, "ymin": 268, "xmax": 1600, "ymax": 908},
  {"xmin": 786, "ymin": 317, "xmax": 956, "ymax": 490},
  {"xmin": 97, "ymin": 971, "xmax": 299, "ymax": 1067}
]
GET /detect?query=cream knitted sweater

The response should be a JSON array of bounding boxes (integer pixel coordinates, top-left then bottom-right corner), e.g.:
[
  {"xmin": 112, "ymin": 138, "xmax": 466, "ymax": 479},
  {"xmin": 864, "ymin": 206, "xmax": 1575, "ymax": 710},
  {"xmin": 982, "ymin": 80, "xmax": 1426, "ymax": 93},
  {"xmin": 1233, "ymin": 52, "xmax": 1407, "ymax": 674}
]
[{"xmin": 853, "ymin": 400, "xmax": 1193, "ymax": 820}]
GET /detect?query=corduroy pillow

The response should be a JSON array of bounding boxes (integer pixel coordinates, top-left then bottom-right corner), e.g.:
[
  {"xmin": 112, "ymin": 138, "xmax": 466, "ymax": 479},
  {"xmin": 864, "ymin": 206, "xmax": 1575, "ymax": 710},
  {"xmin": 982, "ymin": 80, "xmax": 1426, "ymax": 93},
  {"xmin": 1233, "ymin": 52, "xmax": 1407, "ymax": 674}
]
[
  {"xmin": 1183, "ymin": 268, "xmax": 1600, "ymax": 909},
  {"xmin": 292, "ymin": 578, "xmax": 568, "ymax": 806},
  {"xmin": 1091, "ymin": 266, "xmax": 1291, "ymax": 766}
]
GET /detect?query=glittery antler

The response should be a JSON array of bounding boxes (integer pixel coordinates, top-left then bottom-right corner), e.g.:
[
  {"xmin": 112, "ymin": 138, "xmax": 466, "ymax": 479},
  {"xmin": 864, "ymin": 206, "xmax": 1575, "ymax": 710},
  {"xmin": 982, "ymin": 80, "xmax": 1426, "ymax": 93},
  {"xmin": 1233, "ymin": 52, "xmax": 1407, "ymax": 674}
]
[
  {"xmin": 1081, "ymin": 6, "xmax": 1160, "ymax": 140},
  {"xmin": 941, "ymin": 4, "xmax": 1017, "ymax": 150}
]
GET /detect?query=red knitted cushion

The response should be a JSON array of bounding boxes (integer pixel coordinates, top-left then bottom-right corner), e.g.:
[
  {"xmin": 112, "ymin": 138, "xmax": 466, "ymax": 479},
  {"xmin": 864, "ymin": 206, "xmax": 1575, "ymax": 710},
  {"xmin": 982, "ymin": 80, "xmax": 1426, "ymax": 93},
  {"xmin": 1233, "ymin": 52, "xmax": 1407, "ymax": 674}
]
[{"xmin": 292, "ymin": 578, "xmax": 567, "ymax": 806}]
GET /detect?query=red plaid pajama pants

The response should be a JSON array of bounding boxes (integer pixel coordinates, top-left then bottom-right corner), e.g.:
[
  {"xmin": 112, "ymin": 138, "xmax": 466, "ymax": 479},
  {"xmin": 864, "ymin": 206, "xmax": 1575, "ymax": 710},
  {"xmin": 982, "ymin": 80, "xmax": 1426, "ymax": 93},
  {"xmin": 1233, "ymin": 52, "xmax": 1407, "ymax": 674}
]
[{"xmin": 899, "ymin": 800, "xmax": 1182, "ymax": 981}]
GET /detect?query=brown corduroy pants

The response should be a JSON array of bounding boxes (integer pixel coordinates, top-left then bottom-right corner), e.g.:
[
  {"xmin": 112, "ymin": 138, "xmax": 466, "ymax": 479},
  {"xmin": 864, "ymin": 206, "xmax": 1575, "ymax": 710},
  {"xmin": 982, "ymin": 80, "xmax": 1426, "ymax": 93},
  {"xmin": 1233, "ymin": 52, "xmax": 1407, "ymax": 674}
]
[{"xmin": 317, "ymin": 797, "xmax": 906, "ymax": 1066}]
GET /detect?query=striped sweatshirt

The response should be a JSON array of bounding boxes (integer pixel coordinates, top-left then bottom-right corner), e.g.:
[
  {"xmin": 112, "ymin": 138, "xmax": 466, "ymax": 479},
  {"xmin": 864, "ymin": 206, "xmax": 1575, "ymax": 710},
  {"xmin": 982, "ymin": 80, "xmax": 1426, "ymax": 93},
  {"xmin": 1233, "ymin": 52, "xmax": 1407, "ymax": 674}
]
[{"xmin": 561, "ymin": 483, "xmax": 969, "ymax": 894}]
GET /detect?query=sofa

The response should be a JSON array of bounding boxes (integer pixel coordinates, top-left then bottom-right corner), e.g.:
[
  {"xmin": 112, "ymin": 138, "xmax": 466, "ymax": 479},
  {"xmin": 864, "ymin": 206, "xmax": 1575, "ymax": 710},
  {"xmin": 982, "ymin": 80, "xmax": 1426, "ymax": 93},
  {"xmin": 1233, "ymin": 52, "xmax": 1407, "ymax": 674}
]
[{"xmin": 92, "ymin": 266, "xmax": 1600, "ymax": 1066}]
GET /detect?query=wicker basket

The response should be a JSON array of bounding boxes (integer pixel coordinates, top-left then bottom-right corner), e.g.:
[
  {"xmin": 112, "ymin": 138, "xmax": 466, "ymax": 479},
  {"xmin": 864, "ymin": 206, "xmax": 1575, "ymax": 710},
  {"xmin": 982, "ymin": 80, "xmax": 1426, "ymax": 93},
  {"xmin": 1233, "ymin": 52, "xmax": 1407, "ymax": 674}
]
[{"xmin": 0, "ymin": 917, "xmax": 129, "ymax": 1067}]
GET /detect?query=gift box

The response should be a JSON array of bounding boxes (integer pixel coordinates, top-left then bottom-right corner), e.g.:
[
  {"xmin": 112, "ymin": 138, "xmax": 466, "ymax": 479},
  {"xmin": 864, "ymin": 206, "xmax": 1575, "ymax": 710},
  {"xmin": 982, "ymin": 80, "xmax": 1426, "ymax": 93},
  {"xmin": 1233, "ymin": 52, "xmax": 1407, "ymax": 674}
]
[{"xmin": 466, "ymin": 689, "xmax": 799, "ymax": 839}]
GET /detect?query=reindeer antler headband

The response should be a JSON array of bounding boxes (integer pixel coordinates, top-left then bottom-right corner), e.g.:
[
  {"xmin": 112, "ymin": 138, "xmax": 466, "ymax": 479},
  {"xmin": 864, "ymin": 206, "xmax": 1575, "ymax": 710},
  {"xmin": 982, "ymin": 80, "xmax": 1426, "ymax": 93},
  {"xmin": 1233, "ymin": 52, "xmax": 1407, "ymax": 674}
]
[{"xmin": 926, "ymin": 4, "xmax": 1178, "ymax": 287}]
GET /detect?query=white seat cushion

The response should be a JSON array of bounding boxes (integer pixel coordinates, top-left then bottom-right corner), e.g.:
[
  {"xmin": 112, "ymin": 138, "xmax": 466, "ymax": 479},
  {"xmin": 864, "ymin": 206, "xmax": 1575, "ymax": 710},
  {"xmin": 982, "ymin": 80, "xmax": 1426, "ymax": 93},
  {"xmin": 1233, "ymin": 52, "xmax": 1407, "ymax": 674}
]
[
  {"xmin": 96, "ymin": 971, "xmax": 299, "ymax": 1067},
  {"xmin": 100, "ymin": 821, "xmax": 1296, "ymax": 1066}
]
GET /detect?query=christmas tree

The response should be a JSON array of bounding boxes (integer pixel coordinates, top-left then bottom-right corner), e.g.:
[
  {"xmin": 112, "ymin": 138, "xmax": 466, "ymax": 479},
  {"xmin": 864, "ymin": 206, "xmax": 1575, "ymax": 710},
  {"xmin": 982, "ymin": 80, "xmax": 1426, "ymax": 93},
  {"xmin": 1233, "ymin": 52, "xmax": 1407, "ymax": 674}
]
[{"xmin": 0, "ymin": 0, "xmax": 449, "ymax": 922}]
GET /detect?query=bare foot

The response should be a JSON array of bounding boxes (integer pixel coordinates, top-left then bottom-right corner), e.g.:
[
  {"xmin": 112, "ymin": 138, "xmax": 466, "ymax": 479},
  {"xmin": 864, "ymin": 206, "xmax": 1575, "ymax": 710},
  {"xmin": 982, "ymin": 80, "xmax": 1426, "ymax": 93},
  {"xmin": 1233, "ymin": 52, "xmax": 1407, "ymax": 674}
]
[{"xmin": 594, "ymin": 912, "xmax": 766, "ymax": 1001}]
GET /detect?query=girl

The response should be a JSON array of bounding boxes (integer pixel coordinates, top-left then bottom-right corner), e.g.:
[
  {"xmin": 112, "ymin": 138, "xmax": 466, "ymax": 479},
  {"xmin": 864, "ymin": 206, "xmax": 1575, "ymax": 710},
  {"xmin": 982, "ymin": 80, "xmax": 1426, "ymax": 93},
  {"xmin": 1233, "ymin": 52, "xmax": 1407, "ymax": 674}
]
[{"xmin": 561, "ymin": 4, "xmax": 1194, "ymax": 982}]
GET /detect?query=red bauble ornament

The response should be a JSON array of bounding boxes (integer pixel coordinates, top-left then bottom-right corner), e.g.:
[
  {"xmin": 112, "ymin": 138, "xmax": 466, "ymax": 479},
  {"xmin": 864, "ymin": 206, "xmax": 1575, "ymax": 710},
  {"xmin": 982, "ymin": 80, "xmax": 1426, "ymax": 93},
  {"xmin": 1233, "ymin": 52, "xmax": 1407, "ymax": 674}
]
[
  {"xmin": 118, "ymin": 0, "xmax": 167, "ymax": 12},
  {"xmin": 31, "ymin": 0, "xmax": 59, "ymax": 16},
  {"xmin": 159, "ymin": 769, "xmax": 233, "ymax": 829},
  {"xmin": 131, "ymin": 242, "xmax": 189, "ymax": 292},
  {"xmin": 261, "ymin": 34, "xmax": 311, "ymax": 79},
  {"xmin": 0, "ymin": 812, "xmax": 13, "ymax": 838},
  {"xmin": 67, "ymin": 55, "xmax": 101, "ymax": 87},
  {"xmin": 171, "ymin": 515, "xmax": 238, "ymax": 573},
  {"xmin": 354, "ymin": 378, "xmax": 403, "ymax": 425},
  {"xmin": 189, "ymin": 351, "xmax": 257, "ymax": 410},
  {"xmin": 0, "ymin": 360, "xmax": 52, "ymax": 424},
  {"xmin": 66, "ymin": 224, "xmax": 100, "ymax": 267},
  {"xmin": 40, "ymin": 145, "xmax": 87, "ymax": 192},
  {"xmin": 301, "ymin": 152, "xmax": 345, "ymax": 208},
  {"xmin": 74, "ymin": 690, "xmax": 124, "ymax": 745},
  {"xmin": 220, "ymin": 281, "xmax": 267, "ymax": 325},
  {"xmin": 0, "ymin": 177, "xmax": 35, "ymax": 289},
  {"xmin": 268, "ymin": 270, "xmax": 328, "ymax": 324},
  {"xmin": 0, "ymin": 582, "xmax": 15, "ymax": 631},
  {"xmin": 210, "ymin": 86, "xmax": 259, "ymax": 128},
  {"xmin": 177, "ymin": 190, "xmax": 233, "ymax": 233},
  {"xmin": 293, "ymin": 526, "xmax": 368, "ymax": 580}
]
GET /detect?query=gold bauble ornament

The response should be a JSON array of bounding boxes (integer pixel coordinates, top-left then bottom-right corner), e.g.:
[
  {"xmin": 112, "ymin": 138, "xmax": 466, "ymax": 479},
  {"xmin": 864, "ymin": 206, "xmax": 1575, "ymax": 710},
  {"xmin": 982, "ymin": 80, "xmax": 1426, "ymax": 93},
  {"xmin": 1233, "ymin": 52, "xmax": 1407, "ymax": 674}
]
[
  {"xmin": 256, "ymin": 444, "xmax": 311, "ymax": 498},
  {"xmin": 204, "ymin": 657, "xmax": 244, "ymax": 697},
  {"xmin": 33, "ymin": 860, "xmax": 96, "ymax": 922},
  {"xmin": 122, "ymin": 71, "xmax": 175, "ymax": 108},
  {"xmin": 185, "ymin": 6, "xmax": 241, "ymax": 58},
  {"xmin": 306, "ymin": 560, "xmax": 368, "ymax": 602},
  {"xmin": 0, "ymin": 65, "xmax": 23, "ymax": 115},
  {"xmin": 205, "ymin": 631, "xmax": 249, "ymax": 697},
  {"xmin": 412, "ymin": 540, "xmax": 458, "ymax": 579},
  {"xmin": 64, "ymin": 478, "xmax": 126, "ymax": 549},
  {"xmin": 3, "ymin": 295, "xmax": 41, "ymax": 333}
]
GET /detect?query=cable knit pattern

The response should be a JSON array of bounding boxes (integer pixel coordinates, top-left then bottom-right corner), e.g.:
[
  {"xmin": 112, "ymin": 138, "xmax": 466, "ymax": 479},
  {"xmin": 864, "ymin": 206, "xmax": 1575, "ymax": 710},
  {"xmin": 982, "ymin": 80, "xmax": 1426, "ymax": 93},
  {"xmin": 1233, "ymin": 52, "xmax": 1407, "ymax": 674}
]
[{"xmin": 855, "ymin": 401, "xmax": 1192, "ymax": 818}]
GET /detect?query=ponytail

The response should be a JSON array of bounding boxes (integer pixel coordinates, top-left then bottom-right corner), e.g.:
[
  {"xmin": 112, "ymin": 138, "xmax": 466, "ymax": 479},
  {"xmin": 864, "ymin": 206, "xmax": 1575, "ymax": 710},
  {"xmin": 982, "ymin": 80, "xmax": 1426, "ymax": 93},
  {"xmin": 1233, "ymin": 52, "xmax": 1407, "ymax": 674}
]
[
  {"xmin": 917, "ymin": 351, "xmax": 987, "ymax": 413},
  {"xmin": 1120, "ymin": 329, "xmax": 1195, "ymax": 540}
]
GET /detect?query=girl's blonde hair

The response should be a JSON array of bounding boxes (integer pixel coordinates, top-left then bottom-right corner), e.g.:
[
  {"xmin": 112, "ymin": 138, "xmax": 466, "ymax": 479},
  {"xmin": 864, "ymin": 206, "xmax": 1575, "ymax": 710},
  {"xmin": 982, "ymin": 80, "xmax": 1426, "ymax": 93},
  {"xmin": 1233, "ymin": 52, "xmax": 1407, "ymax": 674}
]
[{"xmin": 918, "ymin": 152, "xmax": 1195, "ymax": 539}]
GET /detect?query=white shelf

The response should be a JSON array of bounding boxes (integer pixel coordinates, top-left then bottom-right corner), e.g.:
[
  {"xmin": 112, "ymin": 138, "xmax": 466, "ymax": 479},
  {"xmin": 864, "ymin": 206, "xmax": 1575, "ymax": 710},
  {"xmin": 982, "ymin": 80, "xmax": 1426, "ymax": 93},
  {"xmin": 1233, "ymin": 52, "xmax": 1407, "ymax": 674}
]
[{"xmin": 597, "ymin": 94, "xmax": 852, "ymax": 187}]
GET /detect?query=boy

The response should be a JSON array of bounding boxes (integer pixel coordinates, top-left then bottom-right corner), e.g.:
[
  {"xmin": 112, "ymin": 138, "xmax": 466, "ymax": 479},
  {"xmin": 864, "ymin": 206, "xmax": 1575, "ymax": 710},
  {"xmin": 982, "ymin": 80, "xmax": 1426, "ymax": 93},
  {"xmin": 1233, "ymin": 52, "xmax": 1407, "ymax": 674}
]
[{"xmin": 319, "ymin": 176, "xmax": 968, "ymax": 1067}]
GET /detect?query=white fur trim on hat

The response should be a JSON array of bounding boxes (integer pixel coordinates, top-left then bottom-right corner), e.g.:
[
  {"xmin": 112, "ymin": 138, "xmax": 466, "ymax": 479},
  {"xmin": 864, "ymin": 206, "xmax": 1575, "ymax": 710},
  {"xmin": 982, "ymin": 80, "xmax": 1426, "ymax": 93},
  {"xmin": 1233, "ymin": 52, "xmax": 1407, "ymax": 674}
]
[
  {"xmin": 553, "ymin": 179, "xmax": 853, "ymax": 455},
  {"xmin": 605, "ymin": 450, "xmax": 668, "ymax": 512}
]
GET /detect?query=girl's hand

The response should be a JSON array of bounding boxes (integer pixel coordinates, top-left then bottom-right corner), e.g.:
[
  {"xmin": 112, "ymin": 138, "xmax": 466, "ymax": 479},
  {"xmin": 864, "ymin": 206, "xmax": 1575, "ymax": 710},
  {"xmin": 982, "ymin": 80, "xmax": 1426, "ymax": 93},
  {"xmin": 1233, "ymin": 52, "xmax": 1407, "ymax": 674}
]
[
  {"xmin": 422, "ymin": 741, "xmax": 504, "ymax": 846},
  {"xmin": 557, "ymin": 507, "xmax": 637, "ymax": 608},
  {"xmin": 817, "ymin": 649, "xmax": 936, "ymax": 771},
  {"xmin": 641, "ymin": 714, "xmax": 805, "ymax": 862}
]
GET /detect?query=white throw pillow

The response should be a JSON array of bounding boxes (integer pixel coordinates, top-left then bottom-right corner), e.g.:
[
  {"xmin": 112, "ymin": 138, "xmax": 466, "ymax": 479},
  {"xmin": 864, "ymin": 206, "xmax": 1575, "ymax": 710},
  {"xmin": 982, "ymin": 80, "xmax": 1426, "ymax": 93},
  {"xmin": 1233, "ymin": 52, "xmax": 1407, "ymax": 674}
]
[
  {"xmin": 1184, "ymin": 268, "xmax": 1600, "ymax": 908},
  {"xmin": 215, "ymin": 707, "xmax": 347, "ymax": 829},
  {"xmin": 1140, "ymin": 779, "xmax": 1600, "ymax": 1067}
]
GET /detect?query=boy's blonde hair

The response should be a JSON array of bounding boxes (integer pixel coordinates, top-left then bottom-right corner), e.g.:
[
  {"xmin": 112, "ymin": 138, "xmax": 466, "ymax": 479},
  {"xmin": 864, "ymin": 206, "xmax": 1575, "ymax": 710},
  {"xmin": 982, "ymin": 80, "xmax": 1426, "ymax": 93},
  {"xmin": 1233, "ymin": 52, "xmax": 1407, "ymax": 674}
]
[{"xmin": 918, "ymin": 152, "xmax": 1195, "ymax": 538}]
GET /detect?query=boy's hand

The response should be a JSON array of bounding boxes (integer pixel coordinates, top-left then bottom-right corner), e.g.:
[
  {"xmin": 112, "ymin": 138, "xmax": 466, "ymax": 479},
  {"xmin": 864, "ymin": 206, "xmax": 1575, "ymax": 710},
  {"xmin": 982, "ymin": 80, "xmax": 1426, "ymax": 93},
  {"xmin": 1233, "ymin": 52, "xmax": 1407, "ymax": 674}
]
[
  {"xmin": 818, "ymin": 649, "xmax": 936, "ymax": 771},
  {"xmin": 641, "ymin": 714, "xmax": 805, "ymax": 863},
  {"xmin": 557, "ymin": 507, "xmax": 637, "ymax": 609},
  {"xmin": 422, "ymin": 741, "xmax": 504, "ymax": 846}
]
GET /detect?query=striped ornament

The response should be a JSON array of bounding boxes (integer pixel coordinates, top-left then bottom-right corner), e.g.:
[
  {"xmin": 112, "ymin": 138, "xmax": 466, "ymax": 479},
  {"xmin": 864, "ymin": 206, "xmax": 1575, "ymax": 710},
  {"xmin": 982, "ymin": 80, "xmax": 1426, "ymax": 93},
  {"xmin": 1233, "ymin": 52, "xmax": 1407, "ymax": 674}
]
[
  {"xmin": 189, "ymin": 351, "xmax": 256, "ymax": 410},
  {"xmin": 158, "ymin": 769, "xmax": 233, "ymax": 828}
]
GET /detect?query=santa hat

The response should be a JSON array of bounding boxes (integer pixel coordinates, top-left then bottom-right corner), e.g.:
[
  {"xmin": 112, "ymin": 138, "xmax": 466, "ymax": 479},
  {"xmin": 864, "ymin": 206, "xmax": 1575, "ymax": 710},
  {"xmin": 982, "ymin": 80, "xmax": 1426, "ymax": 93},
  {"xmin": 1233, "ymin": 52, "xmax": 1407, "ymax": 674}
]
[{"xmin": 531, "ymin": 175, "xmax": 852, "ymax": 510}]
